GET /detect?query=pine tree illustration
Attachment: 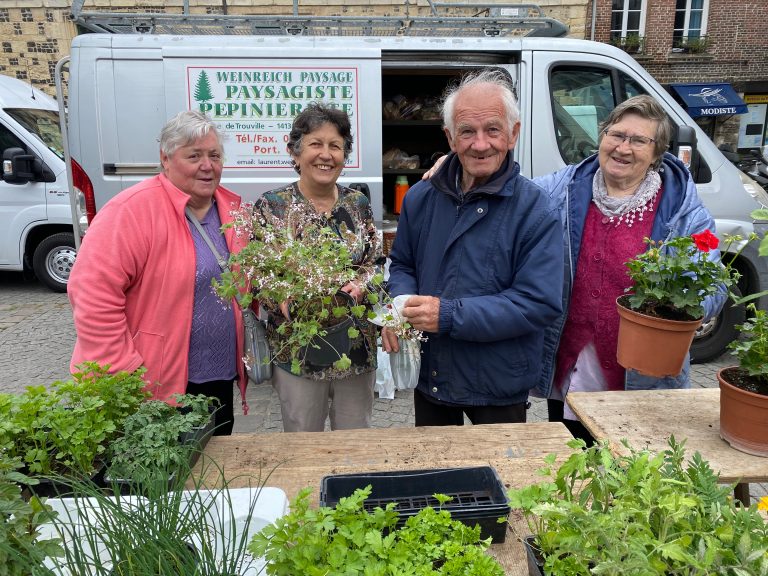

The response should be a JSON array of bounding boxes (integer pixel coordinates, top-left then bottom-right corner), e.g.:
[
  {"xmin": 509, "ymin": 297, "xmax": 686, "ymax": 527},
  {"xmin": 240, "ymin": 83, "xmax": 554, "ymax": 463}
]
[{"xmin": 194, "ymin": 71, "xmax": 214, "ymax": 102}]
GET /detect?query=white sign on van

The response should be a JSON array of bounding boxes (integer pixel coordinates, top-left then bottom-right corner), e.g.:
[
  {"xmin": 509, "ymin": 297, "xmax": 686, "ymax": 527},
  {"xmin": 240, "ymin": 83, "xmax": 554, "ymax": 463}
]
[{"xmin": 186, "ymin": 66, "xmax": 360, "ymax": 170}]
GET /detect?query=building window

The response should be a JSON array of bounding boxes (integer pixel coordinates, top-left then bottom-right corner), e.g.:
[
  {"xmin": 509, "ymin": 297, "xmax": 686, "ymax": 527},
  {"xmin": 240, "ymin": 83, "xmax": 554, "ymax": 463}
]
[
  {"xmin": 673, "ymin": 0, "xmax": 708, "ymax": 46},
  {"xmin": 610, "ymin": 0, "xmax": 646, "ymax": 43}
]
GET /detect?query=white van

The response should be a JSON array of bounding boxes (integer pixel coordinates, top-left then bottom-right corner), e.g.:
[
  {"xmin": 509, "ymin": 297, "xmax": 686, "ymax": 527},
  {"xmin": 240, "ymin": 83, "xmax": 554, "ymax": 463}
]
[
  {"xmin": 59, "ymin": 32, "xmax": 768, "ymax": 360},
  {"xmin": 0, "ymin": 74, "xmax": 74, "ymax": 292}
]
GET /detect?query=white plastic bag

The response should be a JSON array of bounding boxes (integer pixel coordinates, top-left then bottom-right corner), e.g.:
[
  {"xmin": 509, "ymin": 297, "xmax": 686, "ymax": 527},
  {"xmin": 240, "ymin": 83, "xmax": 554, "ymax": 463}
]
[
  {"xmin": 375, "ymin": 347, "xmax": 395, "ymax": 399},
  {"xmin": 390, "ymin": 339, "xmax": 421, "ymax": 391}
]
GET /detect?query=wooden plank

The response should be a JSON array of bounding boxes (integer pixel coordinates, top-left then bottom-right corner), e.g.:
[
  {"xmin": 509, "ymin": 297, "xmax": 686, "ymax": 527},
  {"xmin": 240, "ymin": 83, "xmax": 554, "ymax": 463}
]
[
  {"xmin": 567, "ymin": 389, "xmax": 768, "ymax": 484},
  {"xmin": 192, "ymin": 422, "xmax": 575, "ymax": 576}
]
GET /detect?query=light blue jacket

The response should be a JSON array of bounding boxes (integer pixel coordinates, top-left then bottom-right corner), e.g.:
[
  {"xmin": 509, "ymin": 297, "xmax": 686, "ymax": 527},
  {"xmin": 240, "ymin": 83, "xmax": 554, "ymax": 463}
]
[{"xmin": 534, "ymin": 152, "xmax": 726, "ymax": 400}]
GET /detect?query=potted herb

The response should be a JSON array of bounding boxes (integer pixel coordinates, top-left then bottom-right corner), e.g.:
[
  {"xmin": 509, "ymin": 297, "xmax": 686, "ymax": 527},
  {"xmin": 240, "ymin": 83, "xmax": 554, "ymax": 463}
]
[
  {"xmin": 105, "ymin": 393, "xmax": 216, "ymax": 491},
  {"xmin": 0, "ymin": 454, "xmax": 63, "ymax": 574},
  {"xmin": 617, "ymin": 231, "xmax": 740, "ymax": 376},
  {"xmin": 41, "ymin": 463, "xmax": 287, "ymax": 576},
  {"xmin": 0, "ymin": 363, "xmax": 148, "ymax": 490},
  {"xmin": 508, "ymin": 437, "xmax": 768, "ymax": 576},
  {"xmin": 214, "ymin": 201, "xmax": 384, "ymax": 375},
  {"xmin": 249, "ymin": 486, "xmax": 505, "ymax": 575},
  {"xmin": 717, "ymin": 207, "xmax": 768, "ymax": 456}
]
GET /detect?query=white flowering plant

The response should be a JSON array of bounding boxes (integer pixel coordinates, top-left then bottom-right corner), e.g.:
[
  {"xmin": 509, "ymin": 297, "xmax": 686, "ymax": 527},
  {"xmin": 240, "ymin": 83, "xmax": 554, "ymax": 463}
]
[{"xmin": 214, "ymin": 202, "xmax": 422, "ymax": 374}]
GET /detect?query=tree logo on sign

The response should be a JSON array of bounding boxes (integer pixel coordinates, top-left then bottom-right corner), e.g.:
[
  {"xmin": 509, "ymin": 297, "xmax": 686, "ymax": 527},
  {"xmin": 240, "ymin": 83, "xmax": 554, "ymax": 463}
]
[{"xmin": 194, "ymin": 71, "xmax": 213, "ymax": 103}]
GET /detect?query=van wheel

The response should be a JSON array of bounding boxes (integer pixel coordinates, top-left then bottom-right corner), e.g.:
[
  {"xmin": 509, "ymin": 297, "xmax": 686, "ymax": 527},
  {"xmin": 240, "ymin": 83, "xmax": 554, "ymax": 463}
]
[
  {"xmin": 32, "ymin": 232, "xmax": 77, "ymax": 293},
  {"xmin": 690, "ymin": 292, "xmax": 745, "ymax": 364}
]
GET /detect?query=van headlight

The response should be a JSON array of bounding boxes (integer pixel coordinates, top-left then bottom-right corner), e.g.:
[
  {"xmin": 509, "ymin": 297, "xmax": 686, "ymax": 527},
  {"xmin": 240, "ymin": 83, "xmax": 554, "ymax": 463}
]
[{"xmin": 740, "ymin": 171, "xmax": 768, "ymax": 208}]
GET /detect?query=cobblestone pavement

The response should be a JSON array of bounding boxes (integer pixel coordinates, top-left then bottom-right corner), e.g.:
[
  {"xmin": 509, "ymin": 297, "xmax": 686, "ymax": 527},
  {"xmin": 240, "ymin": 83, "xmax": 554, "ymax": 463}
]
[{"xmin": 0, "ymin": 271, "xmax": 764, "ymax": 503}]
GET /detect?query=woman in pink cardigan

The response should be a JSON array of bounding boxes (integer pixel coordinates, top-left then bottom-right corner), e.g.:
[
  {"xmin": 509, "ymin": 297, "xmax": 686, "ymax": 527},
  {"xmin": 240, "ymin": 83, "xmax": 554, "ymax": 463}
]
[{"xmin": 68, "ymin": 111, "xmax": 248, "ymax": 435}]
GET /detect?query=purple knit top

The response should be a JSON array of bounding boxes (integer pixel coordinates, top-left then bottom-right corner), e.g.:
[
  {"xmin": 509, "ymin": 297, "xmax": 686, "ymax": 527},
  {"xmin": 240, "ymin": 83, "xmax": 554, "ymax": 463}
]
[{"xmin": 186, "ymin": 201, "xmax": 237, "ymax": 383}]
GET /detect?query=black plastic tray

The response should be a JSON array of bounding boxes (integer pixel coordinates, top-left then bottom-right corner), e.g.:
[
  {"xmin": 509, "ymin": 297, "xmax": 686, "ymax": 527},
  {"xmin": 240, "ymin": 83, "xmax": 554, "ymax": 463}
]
[{"xmin": 319, "ymin": 466, "xmax": 510, "ymax": 542}]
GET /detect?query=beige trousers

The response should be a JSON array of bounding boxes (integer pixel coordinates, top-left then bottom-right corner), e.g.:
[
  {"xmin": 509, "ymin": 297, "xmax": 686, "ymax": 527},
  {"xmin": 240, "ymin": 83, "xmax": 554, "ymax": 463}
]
[{"xmin": 272, "ymin": 367, "xmax": 375, "ymax": 432}]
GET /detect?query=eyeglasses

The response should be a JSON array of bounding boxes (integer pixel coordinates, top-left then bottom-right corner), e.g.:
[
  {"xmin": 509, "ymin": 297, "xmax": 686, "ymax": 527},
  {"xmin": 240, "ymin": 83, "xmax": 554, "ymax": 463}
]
[{"xmin": 602, "ymin": 129, "xmax": 656, "ymax": 149}]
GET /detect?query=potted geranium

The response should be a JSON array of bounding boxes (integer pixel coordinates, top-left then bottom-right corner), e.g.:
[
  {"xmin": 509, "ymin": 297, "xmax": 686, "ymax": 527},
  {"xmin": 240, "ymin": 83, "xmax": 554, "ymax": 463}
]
[
  {"xmin": 617, "ymin": 230, "xmax": 740, "ymax": 377},
  {"xmin": 717, "ymin": 207, "xmax": 768, "ymax": 456},
  {"xmin": 214, "ymin": 202, "xmax": 384, "ymax": 375},
  {"xmin": 508, "ymin": 437, "xmax": 768, "ymax": 576}
]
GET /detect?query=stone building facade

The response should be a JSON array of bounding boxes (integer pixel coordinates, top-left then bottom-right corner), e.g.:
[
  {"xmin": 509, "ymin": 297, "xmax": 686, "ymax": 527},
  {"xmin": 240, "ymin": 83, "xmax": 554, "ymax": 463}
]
[{"xmin": 0, "ymin": 0, "xmax": 589, "ymax": 97}]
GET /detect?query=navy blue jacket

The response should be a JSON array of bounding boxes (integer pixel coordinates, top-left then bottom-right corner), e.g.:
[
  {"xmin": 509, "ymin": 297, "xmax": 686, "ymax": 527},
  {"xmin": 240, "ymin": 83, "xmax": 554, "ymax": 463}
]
[{"xmin": 388, "ymin": 153, "xmax": 564, "ymax": 405}]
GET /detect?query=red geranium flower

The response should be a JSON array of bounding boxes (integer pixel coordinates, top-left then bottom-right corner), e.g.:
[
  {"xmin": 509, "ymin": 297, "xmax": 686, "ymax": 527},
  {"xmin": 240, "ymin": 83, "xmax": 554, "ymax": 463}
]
[{"xmin": 691, "ymin": 230, "xmax": 719, "ymax": 252}]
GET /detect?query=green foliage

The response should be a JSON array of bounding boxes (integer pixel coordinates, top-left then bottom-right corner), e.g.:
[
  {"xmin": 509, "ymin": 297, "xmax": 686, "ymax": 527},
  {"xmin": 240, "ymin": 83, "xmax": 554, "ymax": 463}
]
[
  {"xmin": 249, "ymin": 486, "xmax": 505, "ymax": 575},
  {"xmin": 728, "ymin": 304, "xmax": 768, "ymax": 385},
  {"xmin": 752, "ymin": 209, "xmax": 768, "ymax": 258},
  {"xmin": 0, "ymin": 363, "xmax": 149, "ymax": 477},
  {"xmin": 214, "ymin": 202, "xmax": 383, "ymax": 374},
  {"xmin": 106, "ymin": 394, "xmax": 214, "ymax": 485},
  {"xmin": 624, "ymin": 232, "xmax": 740, "ymax": 320},
  {"xmin": 507, "ymin": 437, "xmax": 768, "ymax": 575},
  {"xmin": 0, "ymin": 455, "xmax": 62, "ymax": 576},
  {"xmin": 44, "ymin": 460, "xmax": 274, "ymax": 576}
]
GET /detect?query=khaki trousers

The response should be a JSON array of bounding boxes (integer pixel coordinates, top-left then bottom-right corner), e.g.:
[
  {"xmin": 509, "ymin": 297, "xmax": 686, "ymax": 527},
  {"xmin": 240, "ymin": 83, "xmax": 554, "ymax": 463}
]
[{"xmin": 272, "ymin": 367, "xmax": 375, "ymax": 432}]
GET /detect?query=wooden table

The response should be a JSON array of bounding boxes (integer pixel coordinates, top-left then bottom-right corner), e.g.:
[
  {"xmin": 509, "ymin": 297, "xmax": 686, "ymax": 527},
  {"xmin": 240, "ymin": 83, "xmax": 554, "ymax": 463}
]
[
  {"xmin": 567, "ymin": 388, "xmax": 768, "ymax": 505},
  {"xmin": 193, "ymin": 422, "xmax": 574, "ymax": 575}
]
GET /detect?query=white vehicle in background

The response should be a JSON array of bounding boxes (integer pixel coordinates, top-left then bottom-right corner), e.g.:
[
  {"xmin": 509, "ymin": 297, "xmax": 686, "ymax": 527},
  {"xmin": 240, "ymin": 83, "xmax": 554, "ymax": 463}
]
[
  {"xmin": 58, "ymin": 27, "xmax": 768, "ymax": 360},
  {"xmin": 0, "ymin": 74, "xmax": 74, "ymax": 292}
]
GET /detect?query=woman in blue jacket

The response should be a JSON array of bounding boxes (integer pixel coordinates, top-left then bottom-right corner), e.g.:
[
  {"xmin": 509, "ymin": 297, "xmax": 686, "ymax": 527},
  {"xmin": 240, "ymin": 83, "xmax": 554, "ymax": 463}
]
[{"xmin": 534, "ymin": 95, "xmax": 725, "ymax": 443}]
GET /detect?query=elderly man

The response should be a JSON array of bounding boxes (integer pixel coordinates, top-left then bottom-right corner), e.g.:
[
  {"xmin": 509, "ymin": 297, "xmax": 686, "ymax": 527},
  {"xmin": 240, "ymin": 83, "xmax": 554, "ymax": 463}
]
[{"xmin": 382, "ymin": 68, "xmax": 563, "ymax": 426}]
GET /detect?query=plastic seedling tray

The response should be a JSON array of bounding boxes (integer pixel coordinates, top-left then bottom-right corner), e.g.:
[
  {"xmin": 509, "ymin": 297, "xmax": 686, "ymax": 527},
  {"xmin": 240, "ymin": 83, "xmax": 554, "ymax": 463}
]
[{"xmin": 320, "ymin": 466, "xmax": 510, "ymax": 542}]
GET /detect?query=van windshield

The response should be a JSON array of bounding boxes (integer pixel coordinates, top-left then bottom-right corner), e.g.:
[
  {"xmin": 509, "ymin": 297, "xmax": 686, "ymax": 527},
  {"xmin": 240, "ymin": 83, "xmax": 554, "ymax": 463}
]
[{"xmin": 5, "ymin": 108, "xmax": 64, "ymax": 160}]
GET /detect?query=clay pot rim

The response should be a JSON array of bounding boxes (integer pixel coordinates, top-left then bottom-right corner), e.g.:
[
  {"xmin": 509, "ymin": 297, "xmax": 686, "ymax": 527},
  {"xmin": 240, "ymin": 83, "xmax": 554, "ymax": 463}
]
[
  {"xmin": 615, "ymin": 296, "xmax": 703, "ymax": 329},
  {"xmin": 717, "ymin": 366, "xmax": 768, "ymax": 401}
]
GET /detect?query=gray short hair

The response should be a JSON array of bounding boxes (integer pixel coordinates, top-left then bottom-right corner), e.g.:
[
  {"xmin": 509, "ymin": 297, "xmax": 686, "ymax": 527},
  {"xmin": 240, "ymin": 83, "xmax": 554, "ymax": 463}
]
[
  {"xmin": 598, "ymin": 94, "xmax": 673, "ymax": 169},
  {"xmin": 442, "ymin": 68, "xmax": 520, "ymax": 137},
  {"xmin": 159, "ymin": 111, "xmax": 222, "ymax": 158}
]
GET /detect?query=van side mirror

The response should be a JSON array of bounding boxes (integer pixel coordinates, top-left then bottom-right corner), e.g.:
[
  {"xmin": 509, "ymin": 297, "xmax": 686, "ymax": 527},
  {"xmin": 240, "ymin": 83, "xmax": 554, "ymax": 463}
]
[
  {"xmin": 2, "ymin": 147, "xmax": 39, "ymax": 184},
  {"xmin": 672, "ymin": 125, "xmax": 696, "ymax": 169}
]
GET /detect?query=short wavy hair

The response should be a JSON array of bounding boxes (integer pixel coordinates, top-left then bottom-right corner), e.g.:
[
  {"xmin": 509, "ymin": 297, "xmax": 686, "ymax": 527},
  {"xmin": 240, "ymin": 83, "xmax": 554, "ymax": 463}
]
[
  {"xmin": 286, "ymin": 102, "xmax": 353, "ymax": 173},
  {"xmin": 159, "ymin": 110, "xmax": 222, "ymax": 158},
  {"xmin": 598, "ymin": 94, "xmax": 673, "ymax": 169}
]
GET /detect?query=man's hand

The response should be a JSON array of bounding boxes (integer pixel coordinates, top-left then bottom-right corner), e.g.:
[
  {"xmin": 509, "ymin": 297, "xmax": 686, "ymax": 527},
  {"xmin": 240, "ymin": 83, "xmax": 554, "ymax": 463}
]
[
  {"xmin": 340, "ymin": 280, "xmax": 364, "ymax": 303},
  {"xmin": 401, "ymin": 295, "xmax": 440, "ymax": 333},
  {"xmin": 381, "ymin": 326, "xmax": 400, "ymax": 353}
]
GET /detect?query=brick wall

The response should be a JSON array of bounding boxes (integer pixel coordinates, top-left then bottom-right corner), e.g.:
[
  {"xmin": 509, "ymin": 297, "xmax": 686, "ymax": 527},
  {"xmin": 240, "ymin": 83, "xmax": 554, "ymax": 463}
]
[
  {"xmin": 0, "ymin": 0, "xmax": 589, "ymax": 97},
  {"xmin": 590, "ymin": 0, "xmax": 768, "ymax": 90}
]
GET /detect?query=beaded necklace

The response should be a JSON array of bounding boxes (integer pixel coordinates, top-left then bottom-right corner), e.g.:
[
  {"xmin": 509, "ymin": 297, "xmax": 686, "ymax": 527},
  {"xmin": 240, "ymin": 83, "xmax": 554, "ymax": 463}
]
[{"xmin": 591, "ymin": 167, "xmax": 661, "ymax": 228}]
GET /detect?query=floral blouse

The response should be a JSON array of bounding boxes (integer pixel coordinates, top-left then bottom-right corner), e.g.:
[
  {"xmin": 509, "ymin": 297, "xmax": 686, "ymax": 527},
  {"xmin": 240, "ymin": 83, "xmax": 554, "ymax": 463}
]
[{"xmin": 255, "ymin": 182, "xmax": 381, "ymax": 380}]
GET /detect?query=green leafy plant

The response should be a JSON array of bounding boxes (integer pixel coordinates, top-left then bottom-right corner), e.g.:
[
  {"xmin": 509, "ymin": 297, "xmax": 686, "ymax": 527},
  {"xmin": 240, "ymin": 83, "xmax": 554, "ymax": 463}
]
[
  {"xmin": 610, "ymin": 33, "xmax": 644, "ymax": 54},
  {"xmin": 43, "ymin": 460, "xmax": 279, "ymax": 576},
  {"xmin": 623, "ymin": 231, "xmax": 740, "ymax": 320},
  {"xmin": 0, "ymin": 363, "xmax": 149, "ymax": 477},
  {"xmin": 249, "ymin": 486, "xmax": 504, "ymax": 575},
  {"xmin": 673, "ymin": 34, "xmax": 710, "ymax": 54},
  {"xmin": 214, "ymin": 202, "xmax": 384, "ymax": 375},
  {"xmin": 724, "ymin": 304, "xmax": 768, "ymax": 396},
  {"xmin": 508, "ymin": 437, "xmax": 768, "ymax": 575},
  {"xmin": 0, "ymin": 455, "xmax": 62, "ymax": 576},
  {"xmin": 106, "ymin": 393, "xmax": 215, "ymax": 486}
]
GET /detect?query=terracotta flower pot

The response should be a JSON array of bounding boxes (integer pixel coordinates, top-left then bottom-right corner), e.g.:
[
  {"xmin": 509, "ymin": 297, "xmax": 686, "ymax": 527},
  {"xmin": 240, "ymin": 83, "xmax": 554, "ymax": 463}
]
[
  {"xmin": 718, "ymin": 367, "xmax": 768, "ymax": 457},
  {"xmin": 616, "ymin": 297, "xmax": 702, "ymax": 377}
]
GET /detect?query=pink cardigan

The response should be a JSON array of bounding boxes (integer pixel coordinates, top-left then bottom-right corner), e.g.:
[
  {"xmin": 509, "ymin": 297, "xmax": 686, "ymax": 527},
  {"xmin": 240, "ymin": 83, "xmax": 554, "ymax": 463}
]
[{"xmin": 68, "ymin": 174, "xmax": 249, "ymax": 412}]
